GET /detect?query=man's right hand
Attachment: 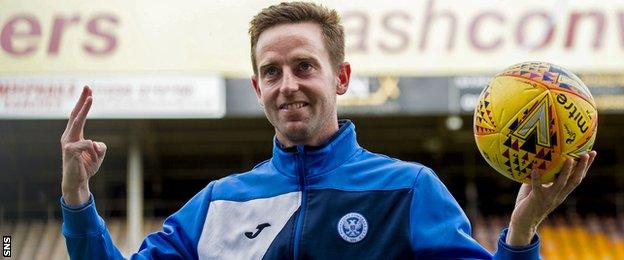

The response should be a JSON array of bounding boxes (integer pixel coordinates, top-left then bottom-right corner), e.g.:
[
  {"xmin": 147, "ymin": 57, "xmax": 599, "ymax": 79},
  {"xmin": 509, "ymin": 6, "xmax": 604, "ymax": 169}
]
[{"xmin": 61, "ymin": 86, "xmax": 107, "ymax": 206}]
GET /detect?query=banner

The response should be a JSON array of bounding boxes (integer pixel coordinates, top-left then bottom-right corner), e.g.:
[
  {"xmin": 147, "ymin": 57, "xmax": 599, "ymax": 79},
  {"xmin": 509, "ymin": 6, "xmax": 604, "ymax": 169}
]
[
  {"xmin": 0, "ymin": 75, "xmax": 225, "ymax": 119},
  {"xmin": 227, "ymin": 74, "xmax": 624, "ymax": 116},
  {"xmin": 1, "ymin": 0, "xmax": 623, "ymax": 76}
]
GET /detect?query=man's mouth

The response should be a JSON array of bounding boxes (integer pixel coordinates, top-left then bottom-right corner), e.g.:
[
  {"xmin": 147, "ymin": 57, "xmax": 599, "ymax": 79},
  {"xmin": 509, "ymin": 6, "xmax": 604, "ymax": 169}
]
[{"xmin": 280, "ymin": 102, "xmax": 309, "ymax": 110}]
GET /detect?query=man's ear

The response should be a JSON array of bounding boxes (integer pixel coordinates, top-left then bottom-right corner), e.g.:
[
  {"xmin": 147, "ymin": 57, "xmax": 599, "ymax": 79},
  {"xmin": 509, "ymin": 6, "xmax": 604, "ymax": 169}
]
[
  {"xmin": 251, "ymin": 75, "xmax": 264, "ymax": 106},
  {"xmin": 336, "ymin": 62, "xmax": 351, "ymax": 95}
]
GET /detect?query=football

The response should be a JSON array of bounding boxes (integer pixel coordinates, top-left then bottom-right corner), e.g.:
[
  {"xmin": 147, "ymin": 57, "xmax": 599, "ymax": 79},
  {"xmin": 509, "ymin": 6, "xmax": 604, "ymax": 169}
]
[{"xmin": 474, "ymin": 62, "xmax": 598, "ymax": 184}]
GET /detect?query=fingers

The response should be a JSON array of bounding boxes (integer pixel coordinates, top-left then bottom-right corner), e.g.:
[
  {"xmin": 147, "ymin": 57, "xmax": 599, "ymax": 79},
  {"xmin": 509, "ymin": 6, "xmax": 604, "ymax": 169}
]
[
  {"xmin": 64, "ymin": 86, "xmax": 91, "ymax": 136},
  {"xmin": 560, "ymin": 153, "xmax": 590, "ymax": 196},
  {"xmin": 527, "ymin": 167, "xmax": 544, "ymax": 199},
  {"xmin": 85, "ymin": 140, "xmax": 99, "ymax": 163},
  {"xmin": 588, "ymin": 151, "xmax": 597, "ymax": 166},
  {"xmin": 92, "ymin": 141, "xmax": 107, "ymax": 169},
  {"xmin": 67, "ymin": 96, "xmax": 93, "ymax": 141},
  {"xmin": 552, "ymin": 158, "xmax": 574, "ymax": 191},
  {"xmin": 583, "ymin": 151, "xmax": 597, "ymax": 178},
  {"xmin": 530, "ymin": 167, "xmax": 541, "ymax": 187},
  {"xmin": 93, "ymin": 141, "xmax": 107, "ymax": 157},
  {"xmin": 64, "ymin": 140, "xmax": 99, "ymax": 162},
  {"xmin": 95, "ymin": 142, "xmax": 107, "ymax": 171}
]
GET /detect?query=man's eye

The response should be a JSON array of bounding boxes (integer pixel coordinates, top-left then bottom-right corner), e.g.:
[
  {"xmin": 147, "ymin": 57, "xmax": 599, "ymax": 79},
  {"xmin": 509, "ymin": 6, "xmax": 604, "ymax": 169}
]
[
  {"xmin": 299, "ymin": 62, "xmax": 312, "ymax": 72},
  {"xmin": 266, "ymin": 67, "xmax": 278, "ymax": 76}
]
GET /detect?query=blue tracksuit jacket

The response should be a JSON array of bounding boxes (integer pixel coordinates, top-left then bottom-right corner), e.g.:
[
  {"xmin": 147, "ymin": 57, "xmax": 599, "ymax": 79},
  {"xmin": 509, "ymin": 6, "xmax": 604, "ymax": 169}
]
[{"xmin": 61, "ymin": 120, "xmax": 540, "ymax": 259}]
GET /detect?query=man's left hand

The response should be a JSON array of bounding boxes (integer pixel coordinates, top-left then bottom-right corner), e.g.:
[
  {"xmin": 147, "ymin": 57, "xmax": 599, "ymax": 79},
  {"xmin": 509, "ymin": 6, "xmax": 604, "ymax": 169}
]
[{"xmin": 506, "ymin": 151, "xmax": 597, "ymax": 246}]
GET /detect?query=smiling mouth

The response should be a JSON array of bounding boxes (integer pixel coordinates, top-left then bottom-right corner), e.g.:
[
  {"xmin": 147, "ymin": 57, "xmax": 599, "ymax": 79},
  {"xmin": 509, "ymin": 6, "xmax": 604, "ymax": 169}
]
[{"xmin": 280, "ymin": 102, "xmax": 309, "ymax": 110}]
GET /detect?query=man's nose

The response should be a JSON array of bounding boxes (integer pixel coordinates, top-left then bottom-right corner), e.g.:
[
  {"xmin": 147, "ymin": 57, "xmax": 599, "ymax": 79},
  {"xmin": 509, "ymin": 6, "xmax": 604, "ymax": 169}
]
[{"xmin": 279, "ymin": 69, "xmax": 299, "ymax": 95}]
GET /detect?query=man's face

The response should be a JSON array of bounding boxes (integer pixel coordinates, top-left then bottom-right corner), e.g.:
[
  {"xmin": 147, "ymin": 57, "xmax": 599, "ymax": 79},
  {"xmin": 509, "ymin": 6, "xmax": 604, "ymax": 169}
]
[{"xmin": 251, "ymin": 22, "xmax": 350, "ymax": 146}]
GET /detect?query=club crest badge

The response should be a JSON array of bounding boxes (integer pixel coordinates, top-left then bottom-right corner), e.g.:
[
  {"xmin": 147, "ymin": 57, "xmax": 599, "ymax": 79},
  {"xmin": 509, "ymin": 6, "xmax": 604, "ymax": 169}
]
[{"xmin": 337, "ymin": 212, "xmax": 368, "ymax": 243}]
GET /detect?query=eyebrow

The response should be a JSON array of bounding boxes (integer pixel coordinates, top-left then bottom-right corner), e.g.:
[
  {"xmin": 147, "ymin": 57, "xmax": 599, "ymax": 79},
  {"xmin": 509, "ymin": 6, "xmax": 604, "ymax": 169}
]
[{"xmin": 292, "ymin": 55, "xmax": 318, "ymax": 64}]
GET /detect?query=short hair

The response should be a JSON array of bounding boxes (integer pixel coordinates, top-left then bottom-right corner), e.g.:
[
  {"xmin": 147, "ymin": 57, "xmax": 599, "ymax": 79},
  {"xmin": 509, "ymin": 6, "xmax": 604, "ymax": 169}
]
[{"xmin": 248, "ymin": 1, "xmax": 345, "ymax": 75}]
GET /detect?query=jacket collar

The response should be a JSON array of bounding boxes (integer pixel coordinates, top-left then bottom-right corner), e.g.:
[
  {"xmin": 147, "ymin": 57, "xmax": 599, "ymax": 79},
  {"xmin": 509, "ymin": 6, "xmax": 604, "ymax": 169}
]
[{"xmin": 271, "ymin": 119, "xmax": 361, "ymax": 178}]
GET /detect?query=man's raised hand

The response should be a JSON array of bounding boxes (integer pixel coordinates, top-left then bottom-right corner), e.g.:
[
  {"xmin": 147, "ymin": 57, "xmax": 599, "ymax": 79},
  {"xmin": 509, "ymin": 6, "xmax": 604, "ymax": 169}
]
[{"xmin": 60, "ymin": 86, "xmax": 107, "ymax": 206}]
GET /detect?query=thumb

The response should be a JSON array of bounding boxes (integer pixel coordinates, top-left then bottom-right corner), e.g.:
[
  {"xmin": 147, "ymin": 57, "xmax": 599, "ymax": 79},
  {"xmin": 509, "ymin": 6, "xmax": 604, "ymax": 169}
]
[{"xmin": 530, "ymin": 168, "xmax": 541, "ymax": 188}]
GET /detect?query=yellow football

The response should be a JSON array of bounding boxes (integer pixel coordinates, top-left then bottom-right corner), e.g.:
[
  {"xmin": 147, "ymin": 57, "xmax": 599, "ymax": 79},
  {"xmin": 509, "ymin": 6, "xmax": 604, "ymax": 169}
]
[{"xmin": 474, "ymin": 62, "xmax": 597, "ymax": 184}]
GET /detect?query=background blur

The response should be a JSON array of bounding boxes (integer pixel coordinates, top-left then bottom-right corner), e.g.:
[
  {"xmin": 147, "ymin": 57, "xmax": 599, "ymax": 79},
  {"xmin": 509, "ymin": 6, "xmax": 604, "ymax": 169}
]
[{"xmin": 1, "ymin": 0, "xmax": 624, "ymax": 259}]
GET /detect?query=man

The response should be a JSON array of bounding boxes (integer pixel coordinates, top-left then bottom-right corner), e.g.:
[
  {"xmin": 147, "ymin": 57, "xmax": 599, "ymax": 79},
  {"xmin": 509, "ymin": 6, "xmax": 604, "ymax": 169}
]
[{"xmin": 60, "ymin": 2, "xmax": 596, "ymax": 259}]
